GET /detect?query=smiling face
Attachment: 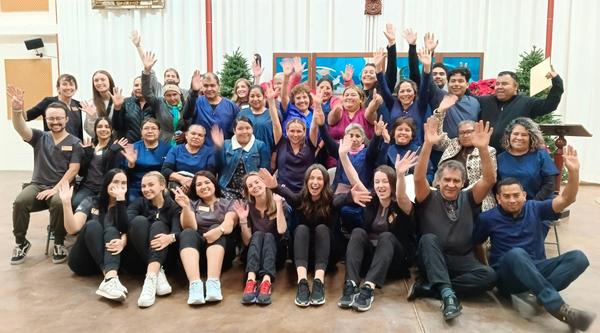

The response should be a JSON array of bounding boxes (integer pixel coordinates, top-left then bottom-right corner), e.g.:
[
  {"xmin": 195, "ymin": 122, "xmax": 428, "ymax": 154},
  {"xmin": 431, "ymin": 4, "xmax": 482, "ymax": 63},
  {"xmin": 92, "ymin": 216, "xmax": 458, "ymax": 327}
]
[
  {"xmin": 438, "ymin": 168, "xmax": 464, "ymax": 201},
  {"xmin": 248, "ymin": 87, "xmax": 265, "ymax": 111},
  {"xmin": 234, "ymin": 120, "xmax": 253, "ymax": 146},
  {"xmin": 432, "ymin": 67, "xmax": 447, "ymax": 87},
  {"xmin": 286, "ymin": 121, "xmax": 306, "ymax": 145},
  {"xmin": 141, "ymin": 121, "xmax": 160, "ymax": 144},
  {"xmin": 495, "ymin": 74, "xmax": 518, "ymax": 102},
  {"xmin": 293, "ymin": 92, "xmax": 311, "ymax": 112},
  {"xmin": 132, "ymin": 77, "xmax": 142, "ymax": 98},
  {"xmin": 202, "ymin": 76, "xmax": 220, "ymax": 100},
  {"xmin": 164, "ymin": 70, "xmax": 180, "ymax": 85},
  {"xmin": 496, "ymin": 183, "xmax": 527, "ymax": 215},
  {"xmin": 245, "ymin": 174, "xmax": 266, "ymax": 199},
  {"xmin": 342, "ymin": 87, "xmax": 362, "ymax": 111},
  {"xmin": 95, "ymin": 119, "xmax": 112, "ymax": 141},
  {"xmin": 397, "ymin": 82, "xmax": 416, "ymax": 108},
  {"xmin": 394, "ymin": 123, "xmax": 413, "ymax": 145},
  {"xmin": 141, "ymin": 174, "xmax": 165, "ymax": 201},
  {"xmin": 448, "ymin": 73, "xmax": 469, "ymax": 97},
  {"xmin": 318, "ymin": 81, "xmax": 333, "ymax": 101},
  {"xmin": 186, "ymin": 124, "xmax": 206, "ymax": 148},
  {"xmin": 457, "ymin": 123, "xmax": 475, "ymax": 147},
  {"xmin": 509, "ymin": 124, "xmax": 530, "ymax": 154},
  {"xmin": 93, "ymin": 73, "xmax": 110, "ymax": 94},
  {"xmin": 235, "ymin": 81, "xmax": 250, "ymax": 99},
  {"xmin": 306, "ymin": 169, "xmax": 325, "ymax": 199},
  {"xmin": 195, "ymin": 175, "xmax": 216, "ymax": 201},
  {"xmin": 373, "ymin": 171, "xmax": 392, "ymax": 200},
  {"xmin": 57, "ymin": 78, "xmax": 76, "ymax": 99},
  {"xmin": 361, "ymin": 65, "xmax": 376, "ymax": 88},
  {"xmin": 45, "ymin": 107, "xmax": 68, "ymax": 133},
  {"xmin": 163, "ymin": 90, "xmax": 181, "ymax": 106}
]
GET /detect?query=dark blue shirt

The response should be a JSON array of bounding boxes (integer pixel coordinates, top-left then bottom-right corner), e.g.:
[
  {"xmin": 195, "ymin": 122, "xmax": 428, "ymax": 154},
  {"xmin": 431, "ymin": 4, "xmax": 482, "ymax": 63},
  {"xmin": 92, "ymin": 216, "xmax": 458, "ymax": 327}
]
[
  {"xmin": 474, "ymin": 199, "xmax": 559, "ymax": 267},
  {"xmin": 238, "ymin": 107, "xmax": 275, "ymax": 152},
  {"xmin": 124, "ymin": 140, "xmax": 171, "ymax": 202},
  {"xmin": 163, "ymin": 144, "xmax": 215, "ymax": 176},
  {"xmin": 497, "ymin": 149, "xmax": 559, "ymax": 199},
  {"xmin": 192, "ymin": 96, "xmax": 239, "ymax": 147}
]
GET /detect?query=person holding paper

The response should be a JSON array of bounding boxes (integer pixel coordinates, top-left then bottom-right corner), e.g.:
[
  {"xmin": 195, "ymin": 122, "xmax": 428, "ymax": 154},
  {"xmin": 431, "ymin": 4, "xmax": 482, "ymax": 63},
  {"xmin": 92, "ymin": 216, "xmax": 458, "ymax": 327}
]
[{"xmin": 477, "ymin": 68, "xmax": 563, "ymax": 151}]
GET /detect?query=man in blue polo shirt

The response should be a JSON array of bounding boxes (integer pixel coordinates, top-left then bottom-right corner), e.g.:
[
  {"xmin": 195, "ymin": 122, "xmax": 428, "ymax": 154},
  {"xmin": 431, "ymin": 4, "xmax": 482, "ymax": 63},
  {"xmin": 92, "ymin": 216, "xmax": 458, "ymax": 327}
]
[{"xmin": 475, "ymin": 145, "xmax": 595, "ymax": 331}]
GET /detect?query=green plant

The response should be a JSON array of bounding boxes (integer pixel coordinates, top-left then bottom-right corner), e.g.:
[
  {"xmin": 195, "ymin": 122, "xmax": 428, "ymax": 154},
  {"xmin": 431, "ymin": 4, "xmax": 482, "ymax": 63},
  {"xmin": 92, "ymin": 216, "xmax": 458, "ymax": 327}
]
[{"xmin": 218, "ymin": 48, "xmax": 252, "ymax": 99}]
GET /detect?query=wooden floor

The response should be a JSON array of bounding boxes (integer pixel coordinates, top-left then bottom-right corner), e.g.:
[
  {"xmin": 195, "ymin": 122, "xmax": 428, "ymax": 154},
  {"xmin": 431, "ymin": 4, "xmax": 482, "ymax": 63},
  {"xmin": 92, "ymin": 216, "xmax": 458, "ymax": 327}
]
[{"xmin": 0, "ymin": 171, "xmax": 598, "ymax": 332}]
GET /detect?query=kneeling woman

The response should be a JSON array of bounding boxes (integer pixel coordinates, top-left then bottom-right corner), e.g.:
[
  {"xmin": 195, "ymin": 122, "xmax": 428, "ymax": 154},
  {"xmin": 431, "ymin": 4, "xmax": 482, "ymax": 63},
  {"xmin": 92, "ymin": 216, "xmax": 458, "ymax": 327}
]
[
  {"xmin": 172, "ymin": 171, "xmax": 238, "ymax": 305},
  {"xmin": 59, "ymin": 169, "xmax": 129, "ymax": 302},
  {"xmin": 233, "ymin": 172, "xmax": 287, "ymax": 305},
  {"xmin": 336, "ymin": 138, "xmax": 417, "ymax": 311},
  {"xmin": 127, "ymin": 171, "xmax": 181, "ymax": 308},
  {"xmin": 259, "ymin": 165, "xmax": 335, "ymax": 307}
]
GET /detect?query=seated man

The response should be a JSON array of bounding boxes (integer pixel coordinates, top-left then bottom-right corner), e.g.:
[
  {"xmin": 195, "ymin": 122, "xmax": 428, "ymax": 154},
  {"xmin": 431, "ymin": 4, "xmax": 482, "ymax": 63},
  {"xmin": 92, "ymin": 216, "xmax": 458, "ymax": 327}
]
[
  {"xmin": 7, "ymin": 86, "xmax": 83, "ymax": 265},
  {"xmin": 408, "ymin": 117, "xmax": 497, "ymax": 321},
  {"xmin": 474, "ymin": 146, "xmax": 595, "ymax": 331}
]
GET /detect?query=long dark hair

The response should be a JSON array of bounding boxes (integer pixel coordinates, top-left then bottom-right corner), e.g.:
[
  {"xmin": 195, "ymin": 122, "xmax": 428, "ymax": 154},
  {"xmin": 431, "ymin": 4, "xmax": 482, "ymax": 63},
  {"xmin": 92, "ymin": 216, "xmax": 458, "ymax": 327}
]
[
  {"xmin": 189, "ymin": 170, "xmax": 222, "ymax": 202},
  {"xmin": 92, "ymin": 70, "xmax": 115, "ymax": 117},
  {"xmin": 92, "ymin": 116, "xmax": 113, "ymax": 146},
  {"xmin": 298, "ymin": 164, "xmax": 332, "ymax": 219},
  {"xmin": 97, "ymin": 168, "xmax": 127, "ymax": 217}
]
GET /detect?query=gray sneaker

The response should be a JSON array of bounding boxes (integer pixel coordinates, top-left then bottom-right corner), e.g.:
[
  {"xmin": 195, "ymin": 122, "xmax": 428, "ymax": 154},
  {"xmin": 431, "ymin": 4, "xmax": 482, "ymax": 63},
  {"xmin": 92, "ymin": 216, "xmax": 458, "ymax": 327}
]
[
  {"xmin": 138, "ymin": 273, "xmax": 158, "ymax": 308},
  {"xmin": 156, "ymin": 267, "xmax": 172, "ymax": 296},
  {"xmin": 96, "ymin": 278, "xmax": 126, "ymax": 302},
  {"xmin": 205, "ymin": 279, "xmax": 223, "ymax": 302}
]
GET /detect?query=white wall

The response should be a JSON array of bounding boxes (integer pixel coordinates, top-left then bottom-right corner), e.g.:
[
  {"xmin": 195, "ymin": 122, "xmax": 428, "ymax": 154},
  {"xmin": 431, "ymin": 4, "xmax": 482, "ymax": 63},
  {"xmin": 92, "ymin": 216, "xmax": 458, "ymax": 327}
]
[{"xmin": 2, "ymin": 0, "xmax": 599, "ymax": 182}]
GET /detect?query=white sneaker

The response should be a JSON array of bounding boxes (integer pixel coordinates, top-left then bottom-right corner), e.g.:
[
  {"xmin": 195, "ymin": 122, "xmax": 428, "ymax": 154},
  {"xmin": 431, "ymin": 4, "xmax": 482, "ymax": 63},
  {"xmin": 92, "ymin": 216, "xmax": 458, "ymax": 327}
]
[
  {"xmin": 205, "ymin": 278, "xmax": 223, "ymax": 302},
  {"xmin": 156, "ymin": 267, "xmax": 172, "ymax": 296},
  {"xmin": 138, "ymin": 273, "xmax": 157, "ymax": 308},
  {"xmin": 96, "ymin": 278, "xmax": 126, "ymax": 302},
  {"xmin": 187, "ymin": 280, "xmax": 205, "ymax": 305},
  {"xmin": 114, "ymin": 276, "xmax": 128, "ymax": 295}
]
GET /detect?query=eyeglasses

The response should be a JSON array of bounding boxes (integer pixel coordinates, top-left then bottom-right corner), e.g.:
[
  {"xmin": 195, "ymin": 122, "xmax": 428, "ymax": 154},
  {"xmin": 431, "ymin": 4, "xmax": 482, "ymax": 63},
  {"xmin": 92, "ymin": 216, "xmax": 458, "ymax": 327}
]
[
  {"xmin": 458, "ymin": 129, "xmax": 474, "ymax": 137},
  {"xmin": 46, "ymin": 117, "xmax": 66, "ymax": 122}
]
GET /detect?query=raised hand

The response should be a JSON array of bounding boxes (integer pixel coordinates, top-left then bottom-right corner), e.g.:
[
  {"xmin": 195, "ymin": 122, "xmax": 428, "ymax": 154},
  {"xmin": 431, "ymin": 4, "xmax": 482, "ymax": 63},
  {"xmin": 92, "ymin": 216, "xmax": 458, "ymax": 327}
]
[
  {"xmin": 383, "ymin": 23, "xmax": 396, "ymax": 45},
  {"xmin": 171, "ymin": 186, "xmax": 191, "ymax": 208},
  {"xmin": 108, "ymin": 183, "xmax": 127, "ymax": 201},
  {"xmin": 469, "ymin": 120, "xmax": 492, "ymax": 149},
  {"xmin": 120, "ymin": 144, "xmax": 138, "ymax": 165},
  {"xmin": 373, "ymin": 48, "xmax": 387, "ymax": 73},
  {"xmin": 232, "ymin": 200, "xmax": 249, "ymax": 220},
  {"xmin": 210, "ymin": 125, "xmax": 224, "ymax": 148},
  {"xmin": 273, "ymin": 193, "xmax": 285, "ymax": 205},
  {"xmin": 7, "ymin": 85, "xmax": 25, "ymax": 111},
  {"xmin": 423, "ymin": 117, "xmax": 442, "ymax": 146},
  {"xmin": 264, "ymin": 82, "xmax": 276, "ymax": 101},
  {"xmin": 109, "ymin": 87, "xmax": 124, "ymax": 109},
  {"xmin": 370, "ymin": 89, "xmax": 383, "ymax": 107},
  {"xmin": 417, "ymin": 47, "xmax": 432, "ymax": 67},
  {"xmin": 423, "ymin": 32, "xmax": 438, "ymax": 52},
  {"xmin": 191, "ymin": 70, "xmax": 203, "ymax": 91},
  {"xmin": 338, "ymin": 134, "xmax": 353, "ymax": 156},
  {"xmin": 313, "ymin": 103, "xmax": 325, "ymax": 126},
  {"xmin": 402, "ymin": 28, "xmax": 417, "ymax": 45},
  {"xmin": 142, "ymin": 51, "xmax": 158, "ymax": 72},
  {"xmin": 438, "ymin": 94, "xmax": 458, "ymax": 113},
  {"xmin": 282, "ymin": 59, "xmax": 293, "ymax": 77},
  {"xmin": 312, "ymin": 90, "xmax": 323, "ymax": 106},
  {"xmin": 546, "ymin": 64, "xmax": 558, "ymax": 79},
  {"xmin": 350, "ymin": 184, "xmax": 372, "ymax": 207},
  {"xmin": 292, "ymin": 56, "xmax": 305, "ymax": 75},
  {"xmin": 130, "ymin": 30, "xmax": 141, "ymax": 47},
  {"xmin": 395, "ymin": 150, "xmax": 419, "ymax": 175},
  {"xmin": 114, "ymin": 137, "xmax": 128, "ymax": 150},
  {"xmin": 342, "ymin": 64, "xmax": 355, "ymax": 82},
  {"xmin": 58, "ymin": 182, "xmax": 73, "ymax": 203},
  {"xmin": 258, "ymin": 168, "xmax": 278, "ymax": 189},
  {"xmin": 80, "ymin": 100, "xmax": 97, "ymax": 118},
  {"xmin": 374, "ymin": 115, "xmax": 387, "ymax": 137},
  {"xmin": 562, "ymin": 145, "xmax": 580, "ymax": 172},
  {"xmin": 252, "ymin": 58, "xmax": 264, "ymax": 78}
]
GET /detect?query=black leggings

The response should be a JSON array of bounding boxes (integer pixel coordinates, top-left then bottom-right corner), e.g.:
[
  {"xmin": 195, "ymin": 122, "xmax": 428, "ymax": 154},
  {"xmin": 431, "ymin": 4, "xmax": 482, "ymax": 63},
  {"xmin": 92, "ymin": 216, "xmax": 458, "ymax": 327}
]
[
  {"xmin": 294, "ymin": 224, "xmax": 330, "ymax": 271},
  {"xmin": 68, "ymin": 220, "xmax": 121, "ymax": 276},
  {"xmin": 179, "ymin": 227, "xmax": 236, "ymax": 272},
  {"xmin": 128, "ymin": 216, "xmax": 171, "ymax": 266},
  {"xmin": 245, "ymin": 231, "xmax": 286, "ymax": 279}
]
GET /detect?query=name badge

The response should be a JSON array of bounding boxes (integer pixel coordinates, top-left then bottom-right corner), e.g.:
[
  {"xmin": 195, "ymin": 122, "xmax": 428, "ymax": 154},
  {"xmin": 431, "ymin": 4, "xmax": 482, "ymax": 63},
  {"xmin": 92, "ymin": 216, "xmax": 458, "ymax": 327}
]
[
  {"xmin": 197, "ymin": 205, "xmax": 210, "ymax": 212},
  {"xmin": 388, "ymin": 212, "xmax": 397, "ymax": 224},
  {"xmin": 95, "ymin": 150, "xmax": 103, "ymax": 156},
  {"xmin": 71, "ymin": 106, "xmax": 79, "ymax": 112},
  {"xmin": 90, "ymin": 208, "xmax": 99, "ymax": 215},
  {"xmin": 61, "ymin": 145, "xmax": 73, "ymax": 152}
]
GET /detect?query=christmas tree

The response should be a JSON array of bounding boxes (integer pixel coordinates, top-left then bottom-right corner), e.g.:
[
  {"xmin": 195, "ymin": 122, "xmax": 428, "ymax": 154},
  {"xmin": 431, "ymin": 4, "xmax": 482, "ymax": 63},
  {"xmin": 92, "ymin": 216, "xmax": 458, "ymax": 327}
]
[{"xmin": 219, "ymin": 48, "xmax": 252, "ymax": 99}]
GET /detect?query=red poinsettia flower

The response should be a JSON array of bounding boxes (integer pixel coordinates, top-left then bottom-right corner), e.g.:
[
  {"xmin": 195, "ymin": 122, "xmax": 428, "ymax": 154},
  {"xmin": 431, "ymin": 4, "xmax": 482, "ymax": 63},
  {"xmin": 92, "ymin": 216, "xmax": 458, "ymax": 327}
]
[{"xmin": 468, "ymin": 78, "xmax": 497, "ymax": 96}]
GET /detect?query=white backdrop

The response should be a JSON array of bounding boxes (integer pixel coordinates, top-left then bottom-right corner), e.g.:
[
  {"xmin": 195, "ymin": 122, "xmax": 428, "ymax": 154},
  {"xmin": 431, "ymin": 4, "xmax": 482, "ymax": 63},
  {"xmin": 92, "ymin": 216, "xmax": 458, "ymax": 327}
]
[{"xmin": 1, "ymin": 0, "xmax": 598, "ymax": 182}]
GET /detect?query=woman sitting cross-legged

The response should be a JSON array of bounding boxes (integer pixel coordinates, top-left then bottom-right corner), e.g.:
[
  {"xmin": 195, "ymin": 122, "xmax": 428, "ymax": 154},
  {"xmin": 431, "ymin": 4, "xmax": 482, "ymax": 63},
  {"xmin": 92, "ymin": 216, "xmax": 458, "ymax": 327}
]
[
  {"xmin": 59, "ymin": 169, "xmax": 129, "ymax": 302},
  {"xmin": 335, "ymin": 137, "xmax": 417, "ymax": 311},
  {"xmin": 258, "ymin": 166, "xmax": 335, "ymax": 307},
  {"xmin": 233, "ymin": 172, "xmax": 287, "ymax": 305},
  {"xmin": 127, "ymin": 171, "xmax": 181, "ymax": 308},
  {"xmin": 172, "ymin": 171, "xmax": 238, "ymax": 305}
]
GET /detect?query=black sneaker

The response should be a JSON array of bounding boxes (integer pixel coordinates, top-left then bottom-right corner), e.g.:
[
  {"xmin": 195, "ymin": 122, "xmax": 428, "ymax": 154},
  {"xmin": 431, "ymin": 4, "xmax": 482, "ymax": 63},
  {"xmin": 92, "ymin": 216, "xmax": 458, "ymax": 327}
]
[
  {"xmin": 441, "ymin": 293, "xmax": 462, "ymax": 321},
  {"xmin": 10, "ymin": 239, "xmax": 31, "ymax": 265},
  {"xmin": 52, "ymin": 244, "xmax": 68, "ymax": 264},
  {"xmin": 294, "ymin": 279, "xmax": 310, "ymax": 307},
  {"xmin": 353, "ymin": 284, "xmax": 375, "ymax": 312},
  {"xmin": 310, "ymin": 278, "xmax": 325, "ymax": 305},
  {"xmin": 407, "ymin": 281, "xmax": 438, "ymax": 301},
  {"xmin": 549, "ymin": 303, "xmax": 596, "ymax": 331},
  {"xmin": 338, "ymin": 280, "xmax": 359, "ymax": 309}
]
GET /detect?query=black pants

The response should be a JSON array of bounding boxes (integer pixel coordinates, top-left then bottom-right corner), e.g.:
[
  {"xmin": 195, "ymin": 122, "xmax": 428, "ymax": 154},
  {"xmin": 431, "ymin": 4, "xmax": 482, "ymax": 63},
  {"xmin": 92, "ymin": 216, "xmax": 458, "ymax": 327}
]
[
  {"xmin": 128, "ymin": 216, "xmax": 171, "ymax": 266},
  {"xmin": 345, "ymin": 229, "xmax": 409, "ymax": 287},
  {"xmin": 179, "ymin": 227, "xmax": 236, "ymax": 272},
  {"xmin": 245, "ymin": 231, "xmax": 285, "ymax": 279},
  {"xmin": 417, "ymin": 233, "xmax": 497, "ymax": 297},
  {"xmin": 68, "ymin": 220, "xmax": 121, "ymax": 276},
  {"xmin": 294, "ymin": 224, "xmax": 330, "ymax": 271}
]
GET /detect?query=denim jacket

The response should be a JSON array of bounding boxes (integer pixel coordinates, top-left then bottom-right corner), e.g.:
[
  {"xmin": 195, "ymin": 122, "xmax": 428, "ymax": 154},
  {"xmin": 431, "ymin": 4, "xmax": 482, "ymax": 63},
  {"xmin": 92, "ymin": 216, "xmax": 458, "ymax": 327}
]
[{"xmin": 216, "ymin": 135, "xmax": 270, "ymax": 188}]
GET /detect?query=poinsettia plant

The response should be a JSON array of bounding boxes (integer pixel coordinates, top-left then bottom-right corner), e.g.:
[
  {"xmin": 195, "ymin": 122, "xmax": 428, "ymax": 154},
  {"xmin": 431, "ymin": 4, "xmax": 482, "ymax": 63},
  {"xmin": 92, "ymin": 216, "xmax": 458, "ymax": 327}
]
[{"xmin": 468, "ymin": 78, "xmax": 496, "ymax": 96}]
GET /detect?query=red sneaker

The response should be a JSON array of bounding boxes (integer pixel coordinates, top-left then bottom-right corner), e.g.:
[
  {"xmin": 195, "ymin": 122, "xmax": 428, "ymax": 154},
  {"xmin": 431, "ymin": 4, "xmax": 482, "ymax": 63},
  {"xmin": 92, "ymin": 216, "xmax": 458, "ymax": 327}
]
[
  {"xmin": 241, "ymin": 280, "xmax": 258, "ymax": 305},
  {"xmin": 257, "ymin": 280, "xmax": 272, "ymax": 305}
]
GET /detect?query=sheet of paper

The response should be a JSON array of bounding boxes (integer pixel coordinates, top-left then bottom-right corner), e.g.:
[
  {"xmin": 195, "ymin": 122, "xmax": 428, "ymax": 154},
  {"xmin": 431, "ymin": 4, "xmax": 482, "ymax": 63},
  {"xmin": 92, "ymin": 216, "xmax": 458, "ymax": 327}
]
[{"xmin": 530, "ymin": 57, "xmax": 553, "ymax": 96}]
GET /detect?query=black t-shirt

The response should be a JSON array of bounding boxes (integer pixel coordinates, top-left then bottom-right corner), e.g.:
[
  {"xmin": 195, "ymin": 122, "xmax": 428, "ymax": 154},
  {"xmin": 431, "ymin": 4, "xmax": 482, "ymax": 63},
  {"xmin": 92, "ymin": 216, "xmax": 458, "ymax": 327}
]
[{"xmin": 28, "ymin": 129, "xmax": 83, "ymax": 187}]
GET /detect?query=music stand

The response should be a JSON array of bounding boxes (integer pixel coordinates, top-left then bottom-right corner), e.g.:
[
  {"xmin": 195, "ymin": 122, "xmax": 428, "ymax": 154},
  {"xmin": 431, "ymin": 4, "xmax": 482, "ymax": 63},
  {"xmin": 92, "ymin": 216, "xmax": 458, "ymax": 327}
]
[{"xmin": 539, "ymin": 124, "xmax": 592, "ymax": 191}]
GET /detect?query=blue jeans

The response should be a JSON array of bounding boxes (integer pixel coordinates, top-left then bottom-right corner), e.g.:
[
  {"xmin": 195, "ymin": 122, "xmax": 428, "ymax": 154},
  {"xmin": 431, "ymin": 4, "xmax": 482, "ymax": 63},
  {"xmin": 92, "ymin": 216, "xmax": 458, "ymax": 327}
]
[{"xmin": 495, "ymin": 248, "xmax": 589, "ymax": 312}]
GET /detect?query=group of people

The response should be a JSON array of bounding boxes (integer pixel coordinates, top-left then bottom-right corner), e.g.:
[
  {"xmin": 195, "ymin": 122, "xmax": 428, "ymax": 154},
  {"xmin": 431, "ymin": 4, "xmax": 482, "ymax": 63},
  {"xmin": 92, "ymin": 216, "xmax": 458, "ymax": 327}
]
[{"xmin": 5, "ymin": 26, "xmax": 595, "ymax": 331}]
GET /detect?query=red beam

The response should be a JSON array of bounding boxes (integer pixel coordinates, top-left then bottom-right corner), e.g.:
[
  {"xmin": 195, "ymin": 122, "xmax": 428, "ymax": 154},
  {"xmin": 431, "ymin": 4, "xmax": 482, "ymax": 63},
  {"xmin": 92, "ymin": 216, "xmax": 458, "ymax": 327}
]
[
  {"xmin": 545, "ymin": 0, "xmax": 555, "ymax": 58},
  {"xmin": 205, "ymin": 0, "xmax": 213, "ymax": 72}
]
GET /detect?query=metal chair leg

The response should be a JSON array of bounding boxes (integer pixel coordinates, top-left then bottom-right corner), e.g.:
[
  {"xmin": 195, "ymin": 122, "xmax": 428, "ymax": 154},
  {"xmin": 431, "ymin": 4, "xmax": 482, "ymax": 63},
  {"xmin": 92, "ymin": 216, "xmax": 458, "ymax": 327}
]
[{"xmin": 553, "ymin": 224, "xmax": 561, "ymax": 255}]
